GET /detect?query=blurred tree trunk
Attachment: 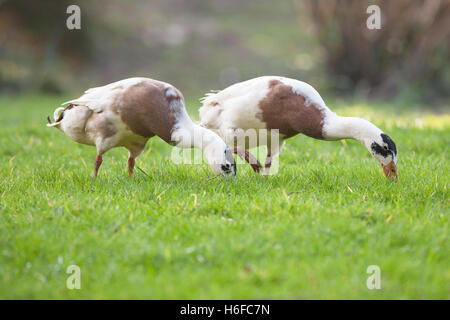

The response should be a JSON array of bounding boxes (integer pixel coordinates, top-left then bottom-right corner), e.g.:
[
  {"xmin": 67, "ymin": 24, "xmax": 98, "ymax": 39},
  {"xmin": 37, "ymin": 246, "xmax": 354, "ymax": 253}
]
[{"xmin": 301, "ymin": 0, "xmax": 450, "ymax": 99}]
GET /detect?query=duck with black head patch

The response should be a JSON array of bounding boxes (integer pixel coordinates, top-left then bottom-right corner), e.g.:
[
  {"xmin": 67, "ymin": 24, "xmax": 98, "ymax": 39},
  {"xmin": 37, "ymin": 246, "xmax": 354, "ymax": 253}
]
[
  {"xmin": 47, "ymin": 77, "xmax": 236, "ymax": 178},
  {"xmin": 199, "ymin": 76, "xmax": 398, "ymax": 180}
]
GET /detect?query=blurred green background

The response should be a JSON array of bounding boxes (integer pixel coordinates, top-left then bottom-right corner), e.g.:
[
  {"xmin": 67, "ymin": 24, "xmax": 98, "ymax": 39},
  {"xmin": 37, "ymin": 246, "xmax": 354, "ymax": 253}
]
[{"xmin": 1, "ymin": 0, "xmax": 449, "ymax": 104}]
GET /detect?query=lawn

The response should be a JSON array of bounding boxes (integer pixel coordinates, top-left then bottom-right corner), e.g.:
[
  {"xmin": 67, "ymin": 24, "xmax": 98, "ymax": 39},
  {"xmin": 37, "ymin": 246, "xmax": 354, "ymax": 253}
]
[{"xmin": 0, "ymin": 94, "xmax": 448, "ymax": 299}]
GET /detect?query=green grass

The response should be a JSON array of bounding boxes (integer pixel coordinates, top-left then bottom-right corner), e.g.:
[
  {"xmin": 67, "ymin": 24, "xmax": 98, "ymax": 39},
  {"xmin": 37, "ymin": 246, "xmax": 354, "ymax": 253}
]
[{"xmin": 0, "ymin": 94, "xmax": 449, "ymax": 299}]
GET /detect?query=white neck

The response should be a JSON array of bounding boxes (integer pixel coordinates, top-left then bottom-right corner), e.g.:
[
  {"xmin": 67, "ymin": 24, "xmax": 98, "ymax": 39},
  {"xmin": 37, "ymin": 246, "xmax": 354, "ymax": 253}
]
[
  {"xmin": 171, "ymin": 119, "xmax": 228, "ymax": 173},
  {"xmin": 172, "ymin": 120, "xmax": 224, "ymax": 149},
  {"xmin": 323, "ymin": 115, "xmax": 383, "ymax": 146}
]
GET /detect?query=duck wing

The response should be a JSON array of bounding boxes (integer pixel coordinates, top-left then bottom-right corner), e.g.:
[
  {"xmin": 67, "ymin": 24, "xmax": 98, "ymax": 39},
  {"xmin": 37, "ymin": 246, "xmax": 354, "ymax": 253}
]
[{"xmin": 61, "ymin": 84, "xmax": 115, "ymax": 113}]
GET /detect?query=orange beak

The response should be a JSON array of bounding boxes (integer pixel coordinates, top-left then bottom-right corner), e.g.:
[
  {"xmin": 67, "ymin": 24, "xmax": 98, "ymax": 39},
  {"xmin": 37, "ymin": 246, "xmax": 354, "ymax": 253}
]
[{"xmin": 382, "ymin": 161, "xmax": 398, "ymax": 181}]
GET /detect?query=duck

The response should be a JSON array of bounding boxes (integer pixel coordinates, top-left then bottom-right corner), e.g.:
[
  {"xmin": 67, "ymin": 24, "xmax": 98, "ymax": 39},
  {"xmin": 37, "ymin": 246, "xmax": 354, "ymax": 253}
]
[
  {"xmin": 47, "ymin": 77, "xmax": 236, "ymax": 178},
  {"xmin": 199, "ymin": 76, "xmax": 398, "ymax": 180}
]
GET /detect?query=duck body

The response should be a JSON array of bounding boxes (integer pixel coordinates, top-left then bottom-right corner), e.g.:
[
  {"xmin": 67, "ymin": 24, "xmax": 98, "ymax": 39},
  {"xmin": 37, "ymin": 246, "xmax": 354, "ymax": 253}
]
[
  {"xmin": 200, "ymin": 76, "xmax": 332, "ymax": 143},
  {"xmin": 48, "ymin": 77, "xmax": 236, "ymax": 177},
  {"xmin": 55, "ymin": 78, "xmax": 183, "ymax": 155},
  {"xmin": 199, "ymin": 76, "xmax": 398, "ymax": 180}
]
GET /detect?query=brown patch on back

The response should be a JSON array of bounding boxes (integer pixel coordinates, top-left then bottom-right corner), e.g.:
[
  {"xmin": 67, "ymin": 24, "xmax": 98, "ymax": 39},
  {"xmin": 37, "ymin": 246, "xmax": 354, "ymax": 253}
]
[
  {"xmin": 259, "ymin": 80, "xmax": 324, "ymax": 139},
  {"xmin": 118, "ymin": 81, "xmax": 180, "ymax": 144},
  {"xmin": 268, "ymin": 79, "xmax": 281, "ymax": 89}
]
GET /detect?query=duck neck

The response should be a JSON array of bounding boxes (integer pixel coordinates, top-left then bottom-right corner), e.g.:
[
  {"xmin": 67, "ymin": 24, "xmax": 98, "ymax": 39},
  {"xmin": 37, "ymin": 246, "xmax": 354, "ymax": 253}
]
[
  {"xmin": 192, "ymin": 123, "xmax": 224, "ymax": 153},
  {"xmin": 323, "ymin": 115, "xmax": 382, "ymax": 146},
  {"xmin": 172, "ymin": 120, "xmax": 224, "ymax": 152}
]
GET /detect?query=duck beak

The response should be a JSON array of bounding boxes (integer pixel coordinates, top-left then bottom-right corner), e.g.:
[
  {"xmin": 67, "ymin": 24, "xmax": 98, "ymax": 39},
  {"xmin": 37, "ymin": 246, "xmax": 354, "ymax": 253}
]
[{"xmin": 382, "ymin": 161, "xmax": 398, "ymax": 181}]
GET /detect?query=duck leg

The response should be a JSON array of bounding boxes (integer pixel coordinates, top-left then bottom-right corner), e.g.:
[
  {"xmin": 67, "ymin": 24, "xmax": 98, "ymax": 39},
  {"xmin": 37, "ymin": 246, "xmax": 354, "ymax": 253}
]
[
  {"xmin": 93, "ymin": 154, "xmax": 103, "ymax": 178},
  {"xmin": 93, "ymin": 138, "xmax": 115, "ymax": 178},
  {"xmin": 127, "ymin": 157, "xmax": 135, "ymax": 176},
  {"xmin": 263, "ymin": 154, "xmax": 272, "ymax": 176},
  {"xmin": 263, "ymin": 141, "xmax": 285, "ymax": 176},
  {"xmin": 232, "ymin": 146, "xmax": 262, "ymax": 173},
  {"xmin": 127, "ymin": 144, "xmax": 146, "ymax": 177}
]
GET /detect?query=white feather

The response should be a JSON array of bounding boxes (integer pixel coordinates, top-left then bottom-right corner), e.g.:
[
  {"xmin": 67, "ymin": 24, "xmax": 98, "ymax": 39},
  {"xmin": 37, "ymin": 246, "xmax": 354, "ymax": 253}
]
[
  {"xmin": 53, "ymin": 107, "xmax": 65, "ymax": 121},
  {"xmin": 62, "ymin": 78, "xmax": 147, "ymax": 113}
]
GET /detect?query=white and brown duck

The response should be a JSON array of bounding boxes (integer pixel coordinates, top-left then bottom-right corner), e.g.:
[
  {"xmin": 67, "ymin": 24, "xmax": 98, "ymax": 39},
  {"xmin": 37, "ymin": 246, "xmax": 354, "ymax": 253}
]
[
  {"xmin": 199, "ymin": 76, "xmax": 398, "ymax": 180},
  {"xmin": 47, "ymin": 77, "xmax": 236, "ymax": 178}
]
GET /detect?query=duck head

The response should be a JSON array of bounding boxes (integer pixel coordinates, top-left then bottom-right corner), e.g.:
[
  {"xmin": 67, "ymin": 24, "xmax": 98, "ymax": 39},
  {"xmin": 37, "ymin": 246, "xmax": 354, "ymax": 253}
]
[
  {"xmin": 205, "ymin": 144, "xmax": 237, "ymax": 178},
  {"xmin": 367, "ymin": 133, "xmax": 398, "ymax": 181}
]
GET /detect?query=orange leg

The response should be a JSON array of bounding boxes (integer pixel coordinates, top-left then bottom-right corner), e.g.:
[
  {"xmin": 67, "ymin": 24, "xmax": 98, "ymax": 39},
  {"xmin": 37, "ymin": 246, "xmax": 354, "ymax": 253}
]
[
  {"xmin": 264, "ymin": 155, "xmax": 272, "ymax": 176},
  {"xmin": 232, "ymin": 146, "xmax": 262, "ymax": 173},
  {"xmin": 93, "ymin": 154, "xmax": 103, "ymax": 178},
  {"xmin": 128, "ymin": 157, "xmax": 135, "ymax": 176}
]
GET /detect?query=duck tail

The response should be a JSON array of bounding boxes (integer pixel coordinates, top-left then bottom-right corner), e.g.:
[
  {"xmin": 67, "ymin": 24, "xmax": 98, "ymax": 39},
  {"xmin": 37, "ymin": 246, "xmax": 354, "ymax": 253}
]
[
  {"xmin": 199, "ymin": 90, "xmax": 220, "ymax": 104},
  {"xmin": 46, "ymin": 106, "xmax": 66, "ymax": 127}
]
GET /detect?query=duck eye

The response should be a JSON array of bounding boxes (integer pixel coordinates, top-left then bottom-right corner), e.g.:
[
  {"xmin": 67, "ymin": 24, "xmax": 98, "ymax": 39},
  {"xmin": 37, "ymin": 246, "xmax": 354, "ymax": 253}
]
[{"xmin": 383, "ymin": 146, "xmax": 388, "ymax": 150}]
